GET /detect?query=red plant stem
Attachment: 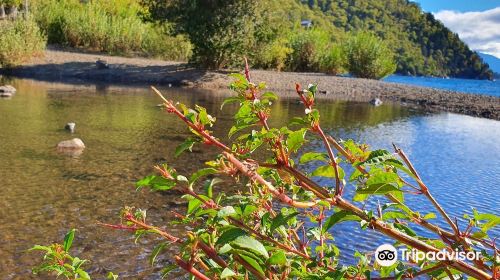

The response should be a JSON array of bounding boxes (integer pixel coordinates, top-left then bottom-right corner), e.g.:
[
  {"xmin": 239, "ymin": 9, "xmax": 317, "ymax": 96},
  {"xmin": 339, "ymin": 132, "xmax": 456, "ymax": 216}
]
[
  {"xmin": 125, "ymin": 214, "xmax": 181, "ymax": 243},
  {"xmin": 318, "ymin": 207, "xmax": 325, "ymax": 261},
  {"xmin": 174, "ymin": 256, "xmax": 211, "ymax": 280},
  {"xmin": 197, "ymin": 240, "xmax": 228, "ymax": 268},
  {"xmin": 151, "ymin": 86, "xmax": 231, "ymax": 153},
  {"xmin": 315, "ymin": 126, "xmax": 342, "ymax": 195},
  {"xmin": 392, "ymin": 144, "xmax": 460, "ymax": 236},
  {"xmin": 224, "ymin": 152, "xmax": 317, "ymax": 208},
  {"xmin": 294, "ymin": 85, "xmax": 341, "ymax": 195},
  {"xmin": 233, "ymin": 254, "xmax": 267, "ymax": 280}
]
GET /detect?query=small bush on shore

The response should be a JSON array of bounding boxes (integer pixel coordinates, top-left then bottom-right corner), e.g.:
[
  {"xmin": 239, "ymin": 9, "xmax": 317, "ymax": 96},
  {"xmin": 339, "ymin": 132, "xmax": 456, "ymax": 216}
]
[
  {"xmin": 287, "ymin": 29, "xmax": 330, "ymax": 72},
  {"xmin": 0, "ymin": 17, "xmax": 46, "ymax": 67},
  {"xmin": 32, "ymin": 0, "xmax": 191, "ymax": 61},
  {"xmin": 343, "ymin": 32, "xmax": 397, "ymax": 79}
]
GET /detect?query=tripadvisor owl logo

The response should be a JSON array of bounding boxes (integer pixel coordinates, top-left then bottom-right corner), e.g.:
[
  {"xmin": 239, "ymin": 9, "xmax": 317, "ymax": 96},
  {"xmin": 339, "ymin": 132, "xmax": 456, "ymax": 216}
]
[{"xmin": 375, "ymin": 244, "xmax": 398, "ymax": 267}]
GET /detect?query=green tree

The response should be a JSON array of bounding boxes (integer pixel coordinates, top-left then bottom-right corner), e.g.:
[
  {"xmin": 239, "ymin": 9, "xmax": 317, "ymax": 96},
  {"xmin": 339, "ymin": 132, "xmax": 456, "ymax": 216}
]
[
  {"xmin": 158, "ymin": 0, "xmax": 263, "ymax": 69},
  {"xmin": 343, "ymin": 32, "xmax": 396, "ymax": 79}
]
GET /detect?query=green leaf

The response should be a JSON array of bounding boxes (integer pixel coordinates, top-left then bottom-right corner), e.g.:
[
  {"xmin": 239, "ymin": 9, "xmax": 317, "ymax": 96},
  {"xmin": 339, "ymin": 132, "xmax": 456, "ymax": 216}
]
[
  {"xmin": 268, "ymin": 250, "xmax": 287, "ymax": 265},
  {"xmin": 216, "ymin": 228, "xmax": 247, "ymax": 245},
  {"xmin": 218, "ymin": 206, "xmax": 237, "ymax": 218},
  {"xmin": 231, "ymin": 236, "xmax": 269, "ymax": 259},
  {"xmin": 189, "ymin": 168, "xmax": 217, "ymax": 185},
  {"xmin": 311, "ymin": 165, "xmax": 344, "ymax": 179},
  {"xmin": 323, "ymin": 211, "xmax": 361, "ymax": 232},
  {"xmin": 175, "ymin": 138, "xmax": 198, "ymax": 157},
  {"xmin": 423, "ymin": 213, "xmax": 437, "ymax": 220},
  {"xmin": 357, "ymin": 184, "xmax": 400, "ymax": 195},
  {"xmin": 150, "ymin": 242, "xmax": 168, "ymax": 266},
  {"xmin": 106, "ymin": 272, "xmax": 119, "ymax": 280},
  {"xmin": 261, "ymin": 91, "xmax": 278, "ymax": 101},
  {"xmin": 238, "ymin": 254, "xmax": 265, "ymax": 278},
  {"xmin": 270, "ymin": 212, "xmax": 300, "ymax": 233},
  {"xmin": 221, "ymin": 96, "xmax": 241, "ymax": 110},
  {"xmin": 394, "ymin": 223, "xmax": 416, "ymax": 236},
  {"xmin": 187, "ymin": 199, "xmax": 202, "ymax": 215},
  {"xmin": 63, "ymin": 229, "xmax": 75, "ymax": 252},
  {"xmin": 299, "ymin": 152, "xmax": 328, "ymax": 164},
  {"xmin": 29, "ymin": 245, "xmax": 51, "ymax": 251},
  {"xmin": 136, "ymin": 175, "xmax": 176, "ymax": 191},
  {"xmin": 220, "ymin": 267, "xmax": 237, "ymax": 279},
  {"xmin": 358, "ymin": 171, "xmax": 400, "ymax": 194},
  {"xmin": 287, "ymin": 129, "xmax": 307, "ymax": 153},
  {"xmin": 361, "ymin": 150, "xmax": 394, "ymax": 165},
  {"xmin": 76, "ymin": 269, "xmax": 91, "ymax": 280}
]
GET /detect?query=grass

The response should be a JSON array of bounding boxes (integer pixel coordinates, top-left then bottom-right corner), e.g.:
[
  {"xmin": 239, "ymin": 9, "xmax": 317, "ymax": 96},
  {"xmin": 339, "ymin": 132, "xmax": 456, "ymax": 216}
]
[{"xmin": 0, "ymin": 16, "xmax": 46, "ymax": 67}]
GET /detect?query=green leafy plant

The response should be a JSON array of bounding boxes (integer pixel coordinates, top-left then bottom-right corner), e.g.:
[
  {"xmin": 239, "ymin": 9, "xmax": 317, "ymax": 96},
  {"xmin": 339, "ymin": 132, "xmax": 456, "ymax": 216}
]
[
  {"xmin": 98, "ymin": 63, "xmax": 497, "ymax": 279},
  {"xmin": 31, "ymin": 229, "xmax": 91, "ymax": 279},
  {"xmin": 33, "ymin": 64, "xmax": 499, "ymax": 279},
  {"xmin": 0, "ymin": 16, "xmax": 46, "ymax": 67},
  {"xmin": 343, "ymin": 32, "xmax": 397, "ymax": 79}
]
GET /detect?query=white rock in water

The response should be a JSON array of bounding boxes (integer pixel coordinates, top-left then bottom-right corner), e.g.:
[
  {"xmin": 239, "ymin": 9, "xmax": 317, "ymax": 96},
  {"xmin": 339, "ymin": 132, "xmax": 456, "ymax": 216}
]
[
  {"xmin": 57, "ymin": 138, "xmax": 85, "ymax": 150},
  {"xmin": 370, "ymin": 98, "xmax": 383, "ymax": 106},
  {"xmin": 0, "ymin": 85, "xmax": 16, "ymax": 93},
  {"xmin": 65, "ymin": 122, "xmax": 76, "ymax": 133}
]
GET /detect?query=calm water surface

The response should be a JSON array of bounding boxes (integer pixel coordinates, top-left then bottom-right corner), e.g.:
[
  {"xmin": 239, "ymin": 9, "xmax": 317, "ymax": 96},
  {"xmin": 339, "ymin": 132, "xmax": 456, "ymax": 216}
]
[
  {"xmin": 0, "ymin": 79, "xmax": 498, "ymax": 279},
  {"xmin": 385, "ymin": 75, "xmax": 500, "ymax": 97}
]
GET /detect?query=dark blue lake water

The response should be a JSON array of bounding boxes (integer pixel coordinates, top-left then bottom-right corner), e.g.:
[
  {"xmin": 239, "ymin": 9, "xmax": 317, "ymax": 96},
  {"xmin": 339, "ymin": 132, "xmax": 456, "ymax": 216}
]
[{"xmin": 385, "ymin": 75, "xmax": 500, "ymax": 97}]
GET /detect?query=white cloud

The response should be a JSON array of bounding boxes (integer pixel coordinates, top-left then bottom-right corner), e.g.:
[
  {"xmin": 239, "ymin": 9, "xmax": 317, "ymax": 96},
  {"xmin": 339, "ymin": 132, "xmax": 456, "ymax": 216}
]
[{"xmin": 434, "ymin": 7, "xmax": 500, "ymax": 58}]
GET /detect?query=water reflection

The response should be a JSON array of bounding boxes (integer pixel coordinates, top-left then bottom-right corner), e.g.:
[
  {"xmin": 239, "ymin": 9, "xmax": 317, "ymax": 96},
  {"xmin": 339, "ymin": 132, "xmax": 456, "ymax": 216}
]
[{"xmin": 0, "ymin": 78, "xmax": 497, "ymax": 279}]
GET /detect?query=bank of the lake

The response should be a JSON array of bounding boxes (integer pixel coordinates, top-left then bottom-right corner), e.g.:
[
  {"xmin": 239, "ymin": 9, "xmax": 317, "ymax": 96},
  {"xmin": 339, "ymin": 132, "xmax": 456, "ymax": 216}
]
[{"xmin": 1, "ymin": 48, "xmax": 499, "ymax": 120}]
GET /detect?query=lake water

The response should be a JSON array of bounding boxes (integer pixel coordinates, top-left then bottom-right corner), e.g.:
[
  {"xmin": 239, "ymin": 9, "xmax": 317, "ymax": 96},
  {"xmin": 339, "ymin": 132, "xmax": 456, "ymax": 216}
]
[
  {"xmin": 0, "ymin": 79, "xmax": 499, "ymax": 279},
  {"xmin": 385, "ymin": 75, "xmax": 500, "ymax": 97}
]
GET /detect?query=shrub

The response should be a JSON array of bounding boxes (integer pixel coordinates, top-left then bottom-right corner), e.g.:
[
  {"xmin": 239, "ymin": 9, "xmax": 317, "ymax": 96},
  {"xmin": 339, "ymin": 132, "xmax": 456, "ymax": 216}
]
[
  {"xmin": 32, "ymin": 0, "xmax": 191, "ymax": 60},
  {"xmin": 163, "ymin": 0, "xmax": 261, "ymax": 69},
  {"xmin": 0, "ymin": 17, "xmax": 46, "ymax": 68},
  {"xmin": 253, "ymin": 36, "xmax": 292, "ymax": 71},
  {"xmin": 343, "ymin": 32, "xmax": 397, "ymax": 79},
  {"xmin": 287, "ymin": 29, "xmax": 330, "ymax": 72},
  {"xmin": 318, "ymin": 44, "xmax": 345, "ymax": 75},
  {"xmin": 33, "ymin": 67, "xmax": 499, "ymax": 279}
]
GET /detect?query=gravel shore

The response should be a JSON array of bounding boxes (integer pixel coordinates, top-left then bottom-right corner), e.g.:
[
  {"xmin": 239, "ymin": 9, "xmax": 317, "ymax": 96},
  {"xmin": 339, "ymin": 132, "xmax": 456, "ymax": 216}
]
[{"xmin": 1, "ymin": 48, "xmax": 498, "ymax": 120}]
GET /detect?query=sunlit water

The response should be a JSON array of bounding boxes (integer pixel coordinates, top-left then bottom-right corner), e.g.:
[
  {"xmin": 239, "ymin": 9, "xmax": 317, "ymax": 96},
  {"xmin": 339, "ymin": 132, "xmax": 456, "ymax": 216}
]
[
  {"xmin": 0, "ymin": 79, "xmax": 498, "ymax": 279},
  {"xmin": 384, "ymin": 75, "xmax": 500, "ymax": 97}
]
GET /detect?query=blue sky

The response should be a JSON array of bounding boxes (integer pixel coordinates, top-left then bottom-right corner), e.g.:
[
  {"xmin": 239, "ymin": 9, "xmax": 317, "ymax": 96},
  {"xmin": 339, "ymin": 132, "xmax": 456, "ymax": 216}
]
[
  {"xmin": 414, "ymin": 0, "xmax": 500, "ymax": 12},
  {"xmin": 412, "ymin": 1, "xmax": 500, "ymax": 58}
]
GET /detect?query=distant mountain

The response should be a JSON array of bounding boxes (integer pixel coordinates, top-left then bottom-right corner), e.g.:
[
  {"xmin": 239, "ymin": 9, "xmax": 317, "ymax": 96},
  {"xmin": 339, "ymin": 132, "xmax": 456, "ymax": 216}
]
[{"xmin": 479, "ymin": 53, "xmax": 500, "ymax": 74}]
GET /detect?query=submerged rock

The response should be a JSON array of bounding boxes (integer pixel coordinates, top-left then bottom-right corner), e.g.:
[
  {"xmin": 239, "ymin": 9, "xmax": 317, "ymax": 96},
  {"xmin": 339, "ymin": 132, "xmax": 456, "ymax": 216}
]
[
  {"xmin": 65, "ymin": 122, "xmax": 76, "ymax": 133},
  {"xmin": 370, "ymin": 98, "xmax": 383, "ymax": 106},
  {"xmin": 96, "ymin": 59, "xmax": 109, "ymax": 70},
  {"xmin": 0, "ymin": 92, "xmax": 13, "ymax": 98},
  {"xmin": 0, "ymin": 85, "xmax": 16, "ymax": 93},
  {"xmin": 57, "ymin": 138, "xmax": 85, "ymax": 150}
]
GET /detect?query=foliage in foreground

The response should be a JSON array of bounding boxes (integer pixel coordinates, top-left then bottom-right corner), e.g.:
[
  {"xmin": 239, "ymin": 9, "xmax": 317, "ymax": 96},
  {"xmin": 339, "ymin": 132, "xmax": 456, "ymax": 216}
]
[
  {"xmin": 33, "ymin": 66, "xmax": 499, "ymax": 279},
  {"xmin": 0, "ymin": 16, "xmax": 46, "ymax": 67},
  {"xmin": 31, "ymin": 229, "xmax": 117, "ymax": 280}
]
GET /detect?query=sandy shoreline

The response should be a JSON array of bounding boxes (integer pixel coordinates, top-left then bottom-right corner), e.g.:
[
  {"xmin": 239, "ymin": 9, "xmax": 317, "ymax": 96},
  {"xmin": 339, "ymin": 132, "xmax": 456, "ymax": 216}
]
[{"xmin": 1, "ymin": 48, "xmax": 498, "ymax": 120}]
